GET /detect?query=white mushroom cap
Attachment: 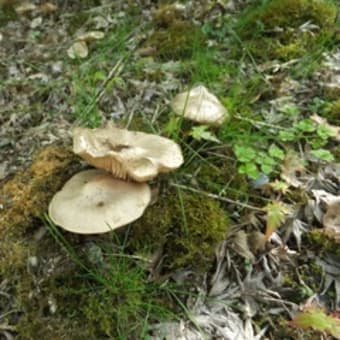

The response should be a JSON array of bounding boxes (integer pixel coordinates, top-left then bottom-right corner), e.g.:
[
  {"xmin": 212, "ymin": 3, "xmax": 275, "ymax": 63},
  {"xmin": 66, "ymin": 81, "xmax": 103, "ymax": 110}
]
[
  {"xmin": 48, "ymin": 169, "xmax": 151, "ymax": 234},
  {"xmin": 170, "ymin": 85, "xmax": 229, "ymax": 126},
  {"xmin": 73, "ymin": 125, "xmax": 184, "ymax": 182}
]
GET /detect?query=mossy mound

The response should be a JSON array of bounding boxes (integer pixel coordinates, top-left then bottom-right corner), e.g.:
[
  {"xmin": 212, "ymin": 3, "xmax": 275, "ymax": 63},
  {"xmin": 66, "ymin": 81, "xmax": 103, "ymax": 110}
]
[
  {"xmin": 307, "ymin": 229, "xmax": 340, "ymax": 257},
  {"xmin": 130, "ymin": 189, "xmax": 229, "ymax": 271},
  {"xmin": 145, "ymin": 4, "xmax": 205, "ymax": 60},
  {"xmin": 0, "ymin": 145, "xmax": 80, "ymax": 274},
  {"xmin": 236, "ymin": 0, "xmax": 337, "ymax": 62},
  {"xmin": 14, "ymin": 247, "xmax": 168, "ymax": 339}
]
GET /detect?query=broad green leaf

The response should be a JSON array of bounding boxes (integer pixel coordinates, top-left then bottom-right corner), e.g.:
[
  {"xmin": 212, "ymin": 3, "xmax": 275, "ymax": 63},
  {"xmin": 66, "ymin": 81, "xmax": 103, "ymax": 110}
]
[
  {"xmin": 310, "ymin": 149, "xmax": 335, "ymax": 162},
  {"xmin": 234, "ymin": 145, "xmax": 256, "ymax": 163},
  {"xmin": 317, "ymin": 124, "xmax": 336, "ymax": 140},
  {"xmin": 294, "ymin": 119, "xmax": 316, "ymax": 132},
  {"xmin": 279, "ymin": 130, "xmax": 296, "ymax": 142},
  {"xmin": 264, "ymin": 201, "xmax": 289, "ymax": 240},
  {"xmin": 239, "ymin": 163, "xmax": 259, "ymax": 179},
  {"xmin": 269, "ymin": 144, "xmax": 285, "ymax": 160},
  {"xmin": 261, "ymin": 163, "xmax": 274, "ymax": 175}
]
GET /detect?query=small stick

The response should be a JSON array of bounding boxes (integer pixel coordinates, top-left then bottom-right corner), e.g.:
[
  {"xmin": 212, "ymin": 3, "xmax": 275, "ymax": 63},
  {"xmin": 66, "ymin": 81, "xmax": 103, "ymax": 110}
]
[{"xmin": 169, "ymin": 182, "xmax": 263, "ymax": 212}]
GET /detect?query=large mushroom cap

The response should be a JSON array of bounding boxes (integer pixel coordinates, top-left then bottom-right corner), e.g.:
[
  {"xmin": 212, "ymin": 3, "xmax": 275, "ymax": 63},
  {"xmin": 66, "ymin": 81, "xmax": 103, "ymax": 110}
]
[
  {"xmin": 170, "ymin": 85, "xmax": 229, "ymax": 126},
  {"xmin": 48, "ymin": 169, "xmax": 151, "ymax": 234},
  {"xmin": 73, "ymin": 125, "xmax": 184, "ymax": 182}
]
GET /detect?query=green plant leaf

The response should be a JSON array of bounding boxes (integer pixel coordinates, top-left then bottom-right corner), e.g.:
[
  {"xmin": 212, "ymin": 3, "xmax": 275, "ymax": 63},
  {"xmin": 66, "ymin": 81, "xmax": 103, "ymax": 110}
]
[
  {"xmin": 279, "ymin": 130, "xmax": 296, "ymax": 142},
  {"xmin": 234, "ymin": 145, "xmax": 256, "ymax": 163},
  {"xmin": 294, "ymin": 119, "xmax": 316, "ymax": 132},
  {"xmin": 310, "ymin": 149, "xmax": 334, "ymax": 162},
  {"xmin": 261, "ymin": 163, "xmax": 274, "ymax": 175},
  {"xmin": 239, "ymin": 163, "xmax": 259, "ymax": 179},
  {"xmin": 264, "ymin": 201, "xmax": 289, "ymax": 241},
  {"xmin": 189, "ymin": 125, "xmax": 221, "ymax": 143},
  {"xmin": 317, "ymin": 124, "xmax": 336, "ymax": 140},
  {"xmin": 269, "ymin": 144, "xmax": 285, "ymax": 160},
  {"xmin": 290, "ymin": 307, "xmax": 340, "ymax": 339},
  {"xmin": 280, "ymin": 103, "xmax": 300, "ymax": 116}
]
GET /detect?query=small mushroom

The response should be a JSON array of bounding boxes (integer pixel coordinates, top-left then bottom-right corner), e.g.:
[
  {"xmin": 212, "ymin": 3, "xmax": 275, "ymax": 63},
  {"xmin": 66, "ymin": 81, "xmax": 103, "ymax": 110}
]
[
  {"xmin": 73, "ymin": 125, "xmax": 184, "ymax": 182},
  {"xmin": 170, "ymin": 85, "xmax": 229, "ymax": 125},
  {"xmin": 48, "ymin": 169, "xmax": 151, "ymax": 234},
  {"xmin": 323, "ymin": 199, "xmax": 340, "ymax": 242}
]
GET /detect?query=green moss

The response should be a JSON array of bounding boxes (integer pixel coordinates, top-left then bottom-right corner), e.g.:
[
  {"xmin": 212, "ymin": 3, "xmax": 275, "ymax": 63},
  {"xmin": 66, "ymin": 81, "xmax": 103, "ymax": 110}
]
[
  {"xmin": 326, "ymin": 100, "xmax": 340, "ymax": 123},
  {"xmin": 0, "ymin": 145, "xmax": 80, "ymax": 274},
  {"xmin": 236, "ymin": 0, "xmax": 337, "ymax": 62},
  {"xmin": 145, "ymin": 7, "xmax": 205, "ymax": 61},
  {"xmin": 308, "ymin": 229, "xmax": 340, "ymax": 256},
  {"xmin": 130, "ymin": 190, "xmax": 229, "ymax": 271},
  {"xmin": 148, "ymin": 21, "xmax": 204, "ymax": 60},
  {"xmin": 0, "ymin": 3, "xmax": 17, "ymax": 27}
]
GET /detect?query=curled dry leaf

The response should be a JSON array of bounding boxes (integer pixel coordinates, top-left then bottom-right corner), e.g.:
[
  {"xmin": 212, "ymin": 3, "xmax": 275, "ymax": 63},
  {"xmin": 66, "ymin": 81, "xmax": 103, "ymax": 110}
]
[
  {"xmin": 231, "ymin": 230, "xmax": 255, "ymax": 261},
  {"xmin": 76, "ymin": 31, "xmax": 105, "ymax": 42},
  {"xmin": 40, "ymin": 2, "xmax": 58, "ymax": 14},
  {"xmin": 67, "ymin": 41, "xmax": 88, "ymax": 59},
  {"xmin": 281, "ymin": 150, "xmax": 305, "ymax": 188},
  {"xmin": 323, "ymin": 199, "xmax": 340, "ymax": 242}
]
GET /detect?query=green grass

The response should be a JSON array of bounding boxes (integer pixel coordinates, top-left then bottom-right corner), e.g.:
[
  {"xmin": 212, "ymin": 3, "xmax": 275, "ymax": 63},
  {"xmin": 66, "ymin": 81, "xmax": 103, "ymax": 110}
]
[
  {"xmin": 69, "ymin": 20, "xmax": 138, "ymax": 127},
  {"xmin": 43, "ymin": 216, "xmax": 183, "ymax": 339}
]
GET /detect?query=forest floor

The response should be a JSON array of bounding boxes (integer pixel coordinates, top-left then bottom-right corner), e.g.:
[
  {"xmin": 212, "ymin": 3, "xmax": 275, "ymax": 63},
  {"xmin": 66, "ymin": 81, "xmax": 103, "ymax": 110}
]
[{"xmin": 0, "ymin": 0, "xmax": 339, "ymax": 339}]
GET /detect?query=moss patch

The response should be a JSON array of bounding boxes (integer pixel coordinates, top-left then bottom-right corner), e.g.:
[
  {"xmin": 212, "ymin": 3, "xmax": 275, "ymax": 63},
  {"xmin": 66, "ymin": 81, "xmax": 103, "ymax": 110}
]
[
  {"xmin": 144, "ymin": 4, "xmax": 205, "ymax": 60},
  {"xmin": 0, "ymin": 145, "xmax": 80, "ymax": 274},
  {"xmin": 130, "ymin": 189, "xmax": 229, "ymax": 271},
  {"xmin": 236, "ymin": 0, "xmax": 337, "ymax": 62}
]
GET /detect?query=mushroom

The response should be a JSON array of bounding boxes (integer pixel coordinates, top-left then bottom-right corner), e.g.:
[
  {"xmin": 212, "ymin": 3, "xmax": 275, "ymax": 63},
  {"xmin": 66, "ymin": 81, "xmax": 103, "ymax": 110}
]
[
  {"xmin": 170, "ymin": 85, "xmax": 229, "ymax": 126},
  {"xmin": 48, "ymin": 169, "xmax": 151, "ymax": 234},
  {"xmin": 73, "ymin": 124, "xmax": 184, "ymax": 182}
]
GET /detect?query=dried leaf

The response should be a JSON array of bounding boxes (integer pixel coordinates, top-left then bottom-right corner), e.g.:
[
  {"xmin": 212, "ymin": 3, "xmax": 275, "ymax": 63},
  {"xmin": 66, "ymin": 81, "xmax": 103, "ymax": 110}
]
[
  {"xmin": 281, "ymin": 150, "xmax": 305, "ymax": 187},
  {"xmin": 323, "ymin": 199, "xmax": 340, "ymax": 242},
  {"xmin": 290, "ymin": 306, "xmax": 340, "ymax": 339},
  {"xmin": 264, "ymin": 201, "xmax": 290, "ymax": 241},
  {"xmin": 76, "ymin": 31, "xmax": 105, "ymax": 42},
  {"xmin": 39, "ymin": 2, "xmax": 58, "ymax": 14},
  {"xmin": 231, "ymin": 230, "xmax": 255, "ymax": 261},
  {"xmin": 15, "ymin": 3, "xmax": 37, "ymax": 15},
  {"xmin": 67, "ymin": 41, "xmax": 88, "ymax": 59}
]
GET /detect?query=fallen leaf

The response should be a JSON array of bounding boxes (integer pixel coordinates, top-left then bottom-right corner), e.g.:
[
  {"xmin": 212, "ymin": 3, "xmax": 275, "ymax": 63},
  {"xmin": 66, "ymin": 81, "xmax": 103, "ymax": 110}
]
[
  {"xmin": 76, "ymin": 31, "xmax": 105, "ymax": 42},
  {"xmin": 39, "ymin": 2, "xmax": 58, "ymax": 14},
  {"xmin": 231, "ymin": 230, "xmax": 255, "ymax": 261},
  {"xmin": 281, "ymin": 150, "xmax": 305, "ymax": 187},
  {"xmin": 15, "ymin": 3, "xmax": 37, "ymax": 15},
  {"xmin": 323, "ymin": 199, "xmax": 340, "ymax": 242}
]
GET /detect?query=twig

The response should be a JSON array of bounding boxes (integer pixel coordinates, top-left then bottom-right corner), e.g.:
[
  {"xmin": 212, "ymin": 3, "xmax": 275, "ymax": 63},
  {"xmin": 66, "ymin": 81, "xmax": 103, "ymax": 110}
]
[{"xmin": 169, "ymin": 182, "xmax": 263, "ymax": 212}]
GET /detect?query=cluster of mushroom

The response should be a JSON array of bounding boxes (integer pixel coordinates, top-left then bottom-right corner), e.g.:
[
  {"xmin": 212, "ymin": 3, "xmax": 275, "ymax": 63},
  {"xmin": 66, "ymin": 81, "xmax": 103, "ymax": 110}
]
[
  {"xmin": 49, "ymin": 85, "xmax": 228, "ymax": 234},
  {"xmin": 48, "ymin": 124, "xmax": 183, "ymax": 234}
]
